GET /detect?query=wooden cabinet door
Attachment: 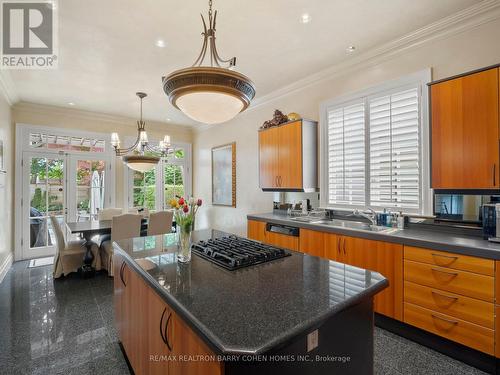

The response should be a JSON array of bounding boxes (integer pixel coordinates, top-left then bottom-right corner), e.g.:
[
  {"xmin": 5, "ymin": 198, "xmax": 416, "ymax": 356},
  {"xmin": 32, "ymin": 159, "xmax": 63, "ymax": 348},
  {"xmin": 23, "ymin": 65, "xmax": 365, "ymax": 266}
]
[
  {"xmin": 431, "ymin": 68, "xmax": 499, "ymax": 189},
  {"xmin": 247, "ymin": 220, "xmax": 266, "ymax": 242},
  {"xmin": 343, "ymin": 236, "xmax": 403, "ymax": 320},
  {"xmin": 324, "ymin": 233, "xmax": 342, "ymax": 261},
  {"xmin": 265, "ymin": 230, "xmax": 299, "ymax": 251},
  {"xmin": 299, "ymin": 229, "xmax": 325, "ymax": 257},
  {"xmin": 170, "ymin": 314, "xmax": 222, "ymax": 375},
  {"xmin": 113, "ymin": 253, "xmax": 125, "ymax": 343},
  {"xmin": 147, "ymin": 288, "xmax": 173, "ymax": 375},
  {"xmin": 278, "ymin": 121, "xmax": 303, "ymax": 189},
  {"xmin": 259, "ymin": 127, "xmax": 279, "ymax": 188}
]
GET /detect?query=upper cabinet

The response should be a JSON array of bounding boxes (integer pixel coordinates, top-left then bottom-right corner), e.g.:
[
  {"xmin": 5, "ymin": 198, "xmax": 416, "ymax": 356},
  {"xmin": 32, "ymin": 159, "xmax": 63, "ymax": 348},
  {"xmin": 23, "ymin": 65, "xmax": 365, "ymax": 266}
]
[
  {"xmin": 258, "ymin": 119, "xmax": 318, "ymax": 191},
  {"xmin": 430, "ymin": 67, "xmax": 500, "ymax": 190}
]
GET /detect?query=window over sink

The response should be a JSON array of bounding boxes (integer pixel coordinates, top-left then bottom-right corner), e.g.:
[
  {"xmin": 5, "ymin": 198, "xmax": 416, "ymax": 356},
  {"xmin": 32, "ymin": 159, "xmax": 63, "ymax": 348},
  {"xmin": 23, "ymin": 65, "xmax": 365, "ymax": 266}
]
[{"xmin": 320, "ymin": 70, "xmax": 431, "ymax": 215}]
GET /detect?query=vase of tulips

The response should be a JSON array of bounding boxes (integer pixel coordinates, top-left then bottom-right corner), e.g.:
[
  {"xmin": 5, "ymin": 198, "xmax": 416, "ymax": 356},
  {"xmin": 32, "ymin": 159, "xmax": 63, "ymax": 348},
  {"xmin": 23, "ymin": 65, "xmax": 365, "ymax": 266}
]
[{"xmin": 169, "ymin": 196, "xmax": 202, "ymax": 263}]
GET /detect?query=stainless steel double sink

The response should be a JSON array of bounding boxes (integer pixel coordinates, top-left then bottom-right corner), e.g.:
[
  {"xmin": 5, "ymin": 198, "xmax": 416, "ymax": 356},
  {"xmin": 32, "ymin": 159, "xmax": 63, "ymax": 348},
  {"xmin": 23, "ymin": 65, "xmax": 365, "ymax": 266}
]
[{"xmin": 289, "ymin": 216, "xmax": 400, "ymax": 234}]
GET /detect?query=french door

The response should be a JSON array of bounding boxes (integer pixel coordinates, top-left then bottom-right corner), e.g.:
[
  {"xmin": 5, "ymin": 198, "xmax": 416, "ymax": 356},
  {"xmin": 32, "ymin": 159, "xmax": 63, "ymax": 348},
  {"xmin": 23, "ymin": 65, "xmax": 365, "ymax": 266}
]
[{"xmin": 21, "ymin": 151, "xmax": 112, "ymax": 259}]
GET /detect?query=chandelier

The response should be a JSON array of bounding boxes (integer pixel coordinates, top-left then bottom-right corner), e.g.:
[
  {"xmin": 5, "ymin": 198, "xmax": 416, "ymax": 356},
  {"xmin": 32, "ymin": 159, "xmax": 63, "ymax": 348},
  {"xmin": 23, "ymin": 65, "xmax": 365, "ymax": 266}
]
[
  {"xmin": 110, "ymin": 92, "xmax": 172, "ymax": 172},
  {"xmin": 162, "ymin": 0, "xmax": 256, "ymax": 125}
]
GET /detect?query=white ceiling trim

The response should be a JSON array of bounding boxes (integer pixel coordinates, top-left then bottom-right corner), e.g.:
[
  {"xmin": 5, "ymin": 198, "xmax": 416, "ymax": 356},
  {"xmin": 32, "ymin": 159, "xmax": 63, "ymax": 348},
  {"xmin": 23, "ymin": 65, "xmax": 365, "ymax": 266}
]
[
  {"xmin": 13, "ymin": 101, "xmax": 193, "ymax": 132},
  {"xmin": 0, "ymin": 70, "xmax": 19, "ymax": 106},
  {"xmin": 194, "ymin": 0, "xmax": 500, "ymax": 132}
]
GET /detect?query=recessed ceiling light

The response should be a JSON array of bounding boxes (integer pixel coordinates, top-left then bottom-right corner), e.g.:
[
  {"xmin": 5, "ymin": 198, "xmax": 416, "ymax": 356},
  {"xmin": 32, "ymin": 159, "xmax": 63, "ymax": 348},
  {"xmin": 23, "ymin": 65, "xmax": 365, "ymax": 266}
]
[
  {"xmin": 300, "ymin": 13, "xmax": 311, "ymax": 24},
  {"xmin": 68, "ymin": 102, "xmax": 75, "ymax": 106},
  {"xmin": 166, "ymin": 118, "xmax": 171, "ymax": 122},
  {"xmin": 155, "ymin": 39, "xmax": 166, "ymax": 48},
  {"xmin": 346, "ymin": 46, "xmax": 356, "ymax": 53}
]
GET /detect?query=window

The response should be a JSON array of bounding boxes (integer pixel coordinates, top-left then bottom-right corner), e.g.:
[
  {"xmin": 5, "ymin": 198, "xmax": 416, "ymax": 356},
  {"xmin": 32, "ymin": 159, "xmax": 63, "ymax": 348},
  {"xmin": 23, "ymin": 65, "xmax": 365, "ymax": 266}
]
[
  {"xmin": 30, "ymin": 133, "xmax": 106, "ymax": 152},
  {"xmin": 126, "ymin": 144, "xmax": 192, "ymax": 211},
  {"xmin": 321, "ymin": 71, "xmax": 430, "ymax": 214}
]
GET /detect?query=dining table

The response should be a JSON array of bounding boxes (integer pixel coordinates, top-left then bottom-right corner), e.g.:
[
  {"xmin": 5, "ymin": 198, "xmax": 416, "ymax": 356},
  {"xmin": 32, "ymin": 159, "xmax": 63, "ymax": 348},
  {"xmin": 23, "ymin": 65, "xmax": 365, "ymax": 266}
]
[{"xmin": 66, "ymin": 219, "xmax": 149, "ymax": 277}]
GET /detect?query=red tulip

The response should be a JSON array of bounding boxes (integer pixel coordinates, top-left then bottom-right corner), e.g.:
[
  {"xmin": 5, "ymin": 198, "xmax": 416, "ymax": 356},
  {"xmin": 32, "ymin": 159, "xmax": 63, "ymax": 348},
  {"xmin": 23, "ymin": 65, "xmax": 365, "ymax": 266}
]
[
  {"xmin": 178, "ymin": 197, "xmax": 185, "ymax": 205},
  {"xmin": 197, "ymin": 199, "xmax": 202, "ymax": 206},
  {"xmin": 183, "ymin": 205, "xmax": 189, "ymax": 213}
]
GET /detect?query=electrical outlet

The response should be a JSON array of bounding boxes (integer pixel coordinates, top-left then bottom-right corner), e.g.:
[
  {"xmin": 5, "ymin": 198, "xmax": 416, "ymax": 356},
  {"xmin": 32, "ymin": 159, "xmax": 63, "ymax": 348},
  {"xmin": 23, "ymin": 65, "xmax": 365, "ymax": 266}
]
[{"xmin": 307, "ymin": 329, "xmax": 318, "ymax": 352}]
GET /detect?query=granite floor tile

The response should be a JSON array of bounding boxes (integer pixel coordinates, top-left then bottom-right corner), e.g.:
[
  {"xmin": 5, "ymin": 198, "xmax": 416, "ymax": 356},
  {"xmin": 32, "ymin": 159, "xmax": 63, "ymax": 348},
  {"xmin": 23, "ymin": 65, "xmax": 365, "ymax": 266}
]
[{"xmin": 0, "ymin": 261, "xmax": 491, "ymax": 375}]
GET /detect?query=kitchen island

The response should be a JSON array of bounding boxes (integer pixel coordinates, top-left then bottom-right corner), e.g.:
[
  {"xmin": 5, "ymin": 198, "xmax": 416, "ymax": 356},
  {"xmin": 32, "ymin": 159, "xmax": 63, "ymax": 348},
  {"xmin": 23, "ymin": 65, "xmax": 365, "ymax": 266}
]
[{"xmin": 113, "ymin": 229, "xmax": 388, "ymax": 375}]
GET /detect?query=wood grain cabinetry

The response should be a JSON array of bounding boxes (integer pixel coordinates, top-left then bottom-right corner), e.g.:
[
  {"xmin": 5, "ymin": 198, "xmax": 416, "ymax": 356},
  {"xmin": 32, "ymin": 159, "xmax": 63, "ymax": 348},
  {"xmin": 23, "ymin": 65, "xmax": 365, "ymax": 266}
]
[
  {"xmin": 403, "ymin": 246, "xmax": 495, "ymax": 355},
  {"xmin": 430, "ymin": 67, "xmax": 500, "ymax": 189},
  {"xmin": 258, "ymin": 119, "xmax": 318, "ymax": 191},
  {"xmin": 247, "ymin": 220, "xmax": 266, "ymax": 242},
  {"xmin": 299, "ymin": 229, "xmax": 325, "ymax": 257},
  {"xmin": 247, "ymin": 219, "xmax": 299, "ymax": 251},
  {"xmin": 113, "ymin": 254, "xmax": 223, "ymax": 375}
]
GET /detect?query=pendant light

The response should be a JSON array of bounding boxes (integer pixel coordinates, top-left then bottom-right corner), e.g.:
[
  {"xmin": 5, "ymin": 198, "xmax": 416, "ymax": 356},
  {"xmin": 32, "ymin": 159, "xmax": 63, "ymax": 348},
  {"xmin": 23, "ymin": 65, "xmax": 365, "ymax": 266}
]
[
  {"xmin": 162, "ymin": 0, "xmax": 256, "ymax": 125},
  {"xmin": 110, "ymin": 92, "xmax": 172, "ymax": 172}
]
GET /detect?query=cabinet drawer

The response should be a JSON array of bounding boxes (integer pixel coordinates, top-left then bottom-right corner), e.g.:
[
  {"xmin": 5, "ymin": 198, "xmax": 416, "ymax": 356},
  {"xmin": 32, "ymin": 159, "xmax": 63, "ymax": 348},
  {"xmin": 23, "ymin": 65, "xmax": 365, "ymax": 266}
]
[
  {"xmin": 265, "ymin": 231, "xmax": 299, "ymax": 251},
  {"xmin": 404, "ymin": 246, "xmax": 494, "ymax": 276},
  {"xmin": 404, "ymin": 260, "xmax": 494, "ymax": 302},
  {"xmin": 404, "ymin": 281, "xmax": 494, "ymax": 329},
  {"xmin": 404, "ymin": 303, "xmax": 494, "ymax": 355}
]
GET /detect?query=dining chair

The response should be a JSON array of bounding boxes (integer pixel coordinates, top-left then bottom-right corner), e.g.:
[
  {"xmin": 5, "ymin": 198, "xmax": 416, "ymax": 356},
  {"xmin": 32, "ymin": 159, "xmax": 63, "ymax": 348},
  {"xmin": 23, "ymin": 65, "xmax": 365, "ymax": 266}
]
[
  {"xmin": 100, "ymin": 214, "xmax": 142, "ymax": 277},
  {"xmin": 97, "ymin": 208, "xmax": 123, "ymax": 221},
  {"xmin": 147, "ymin": 210, "xmax": 174, "ymax": 236},
  {"xmin": 51, "ymin": 216, "xmax": 101, "ymax": 278}
]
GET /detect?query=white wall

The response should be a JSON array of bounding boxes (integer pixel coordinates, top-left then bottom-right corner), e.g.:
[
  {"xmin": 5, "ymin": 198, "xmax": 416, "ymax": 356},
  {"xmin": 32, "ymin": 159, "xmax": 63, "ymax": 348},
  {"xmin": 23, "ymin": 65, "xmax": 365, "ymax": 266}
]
[
  {"xmin": 0, "ymin": 95, "xmax": 13, "ymax": 274},
  {"xmin": 193, "ymin": 18, "xmax": 500, "ymax": 236}
]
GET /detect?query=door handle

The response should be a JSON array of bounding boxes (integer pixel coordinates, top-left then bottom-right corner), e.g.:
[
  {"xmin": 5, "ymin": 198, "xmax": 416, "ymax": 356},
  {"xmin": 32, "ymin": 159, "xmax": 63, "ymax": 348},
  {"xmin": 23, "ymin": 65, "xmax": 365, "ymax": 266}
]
[
  {"xmin": 494, "ymin": 164, "xmax": 496, "ymax": 186},
  {"xmin": 431, "ymin": 268, "xmax": 458, "ymax": 277},
  {"xmin": 164, "ymin": 312, "xmax": 172, "ymax": 351},
  {"xmin": 431, "ymin": 290, "xmax": 459, "ymax": 303},
  {"xmin": 160, "ymin": 308, "xmax": 173, "ymax": 351},
  {"xmin": 343, "ymin": 237, "xmax": 346, "ymax": 255},
  {"xmin": 431, "ymin": 314, "xmax": 458, "ymax": 326},
  {"xmin": 119, "ymin": 262, "xmax": 127, "ymax": 286}
]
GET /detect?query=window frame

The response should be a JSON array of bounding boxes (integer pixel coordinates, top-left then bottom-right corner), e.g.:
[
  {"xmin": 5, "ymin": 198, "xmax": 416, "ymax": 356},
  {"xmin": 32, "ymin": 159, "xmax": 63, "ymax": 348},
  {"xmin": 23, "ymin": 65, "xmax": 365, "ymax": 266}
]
[
  {"xmin": 319, "ymin": 69, "xmax": 432, "ymax": 215},
  {"xmin": 123, "ymin": 139, "xmax": 192, "ymax": 211}
]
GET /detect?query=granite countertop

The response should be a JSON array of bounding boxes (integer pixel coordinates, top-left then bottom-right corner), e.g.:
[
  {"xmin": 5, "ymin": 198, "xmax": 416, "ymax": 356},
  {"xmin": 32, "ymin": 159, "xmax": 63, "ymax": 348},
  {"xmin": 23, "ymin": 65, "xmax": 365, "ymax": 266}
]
[
  {"xmin": 113, "ymin": 229, "xmax": 388, "ymax": 355},
  {"xmin": 247, "ymin": 212, "xmax": 500, "ymax": 260}
]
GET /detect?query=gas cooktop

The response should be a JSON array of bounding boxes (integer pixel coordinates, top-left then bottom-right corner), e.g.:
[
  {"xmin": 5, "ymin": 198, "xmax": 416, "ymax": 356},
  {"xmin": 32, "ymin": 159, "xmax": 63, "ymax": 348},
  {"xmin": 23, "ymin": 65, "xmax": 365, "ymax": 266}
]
[{"xmin": 191, "ymin": 235, "xmax": 291, "ymax": 270}]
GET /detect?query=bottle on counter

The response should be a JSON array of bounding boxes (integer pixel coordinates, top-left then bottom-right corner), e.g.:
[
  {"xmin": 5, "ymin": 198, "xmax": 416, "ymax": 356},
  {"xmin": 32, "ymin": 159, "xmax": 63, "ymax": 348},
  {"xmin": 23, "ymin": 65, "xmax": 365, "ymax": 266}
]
[{"xmin": 397, "ymin": 211, "xmax": 405, "ymax": 229}]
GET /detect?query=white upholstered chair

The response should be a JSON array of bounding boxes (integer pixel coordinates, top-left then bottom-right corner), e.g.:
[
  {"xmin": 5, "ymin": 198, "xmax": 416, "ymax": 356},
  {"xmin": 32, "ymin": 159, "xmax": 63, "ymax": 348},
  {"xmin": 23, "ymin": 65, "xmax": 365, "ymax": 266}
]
[
  {"xmin": 51, "ymin": 216, "xmax": 101, "ymax": 278},
  {"xmin": 147, "ymin": 210, "xmax": 174, "ymax": 236},
  {"xmin": 100, "ymin": 214, "xmax": 142, "ymax": 276},
  {"xmin": 97, "ymin": 208, "xmax": 123, "ymax": 221}
]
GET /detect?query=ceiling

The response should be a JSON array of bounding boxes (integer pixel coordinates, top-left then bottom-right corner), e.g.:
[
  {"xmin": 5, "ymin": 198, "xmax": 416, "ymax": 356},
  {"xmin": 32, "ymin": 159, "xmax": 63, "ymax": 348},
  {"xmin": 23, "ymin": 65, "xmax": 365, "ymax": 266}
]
[{"xmin": 7, "ymin": 0, "xmax": 481, "ymax": 126}]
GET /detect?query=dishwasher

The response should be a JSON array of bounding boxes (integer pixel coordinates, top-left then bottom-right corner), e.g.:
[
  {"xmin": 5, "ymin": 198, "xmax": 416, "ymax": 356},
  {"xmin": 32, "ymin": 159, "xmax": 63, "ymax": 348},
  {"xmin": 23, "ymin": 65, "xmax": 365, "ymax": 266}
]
[{"xmin": 265, "ymin": 223, "xmax": 300, "ymax": 251}]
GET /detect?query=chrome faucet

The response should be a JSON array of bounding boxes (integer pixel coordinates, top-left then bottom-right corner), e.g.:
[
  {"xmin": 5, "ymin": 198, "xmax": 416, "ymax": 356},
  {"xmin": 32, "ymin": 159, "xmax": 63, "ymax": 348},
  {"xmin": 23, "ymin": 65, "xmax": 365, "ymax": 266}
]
[{"xmin": 353, "ymin": 208, "xmax": 377, "ymax": 226}]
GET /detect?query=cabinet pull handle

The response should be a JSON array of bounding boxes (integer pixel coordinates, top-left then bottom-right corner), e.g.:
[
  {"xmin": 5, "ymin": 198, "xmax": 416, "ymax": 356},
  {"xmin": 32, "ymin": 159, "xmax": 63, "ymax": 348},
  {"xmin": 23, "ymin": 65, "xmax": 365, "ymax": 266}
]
[
  {"xmin": 494, "ymin": 164, "xmax": 496, "ymax": 186},
  {"xmin": 431, "ymin": 314, "xmax": 458, "ymax": 326},
  {"xmin": 160, "ymin": 307, "xmax": 167, "ymax": 344},
  {"xmin": 120, "ymin": 262, "xmax": 126, "ymax": 286},
  {"xmin": 337, "ymin": 237, "xmax": 341, "ymax": 254},
  {"xmin": 164, "ymin": 312, "xmax": 172, "ymax": 351},
  {"xmin": 343, "ymin": 237, "xmax": 346, "ymax": 255},
  {"xmin": 275, "ymin": 176, "xmax": 278, "ymax": 187},
  {"xmin": 431, "ymin": 290, "xmax": 458, "ymax": 302},
  {"xmin": 431, "ymin": 268, "xmax": 458, "ymax": 277},
  {"xmin": 431, "ymin": 253, "xmax": 458, "ymax": 261}
]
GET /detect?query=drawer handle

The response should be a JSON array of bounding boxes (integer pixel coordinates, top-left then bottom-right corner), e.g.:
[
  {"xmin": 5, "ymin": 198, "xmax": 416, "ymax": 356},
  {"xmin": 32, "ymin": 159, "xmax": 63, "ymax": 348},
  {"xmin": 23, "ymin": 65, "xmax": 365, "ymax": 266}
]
[
  {"xmin": 431, "ymin": 290, "xmax": 458, "ymax": 303},
  {"xmin": 431, "ymin": 268, "xmax": 458, "ymax": 277},
  {"xmin": 431, "ymin": 314, "xmax": 459, "ymax": 326},
  {"xmin": 431, "ymin": 253, "xmax": 458, "ymax": 266}
]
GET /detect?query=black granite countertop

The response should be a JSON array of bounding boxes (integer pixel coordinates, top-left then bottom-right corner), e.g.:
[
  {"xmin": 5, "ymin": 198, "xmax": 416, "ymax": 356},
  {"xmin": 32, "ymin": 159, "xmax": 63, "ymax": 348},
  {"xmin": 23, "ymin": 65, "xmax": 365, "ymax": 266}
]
[
  {"xmin": 113, "ymin": 229, "xmax": 388, "ymax": 355},
  {"xmin": 247, "ymin": 212, "xmax": 500, "ymax": 260}
]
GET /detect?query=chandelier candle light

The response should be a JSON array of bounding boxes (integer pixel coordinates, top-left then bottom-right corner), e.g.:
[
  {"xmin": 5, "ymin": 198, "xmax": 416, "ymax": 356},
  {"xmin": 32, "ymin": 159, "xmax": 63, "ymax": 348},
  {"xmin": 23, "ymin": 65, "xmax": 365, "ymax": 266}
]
[
  {"xmin": 162, "ymin": 0, "xmax": 256, "ymax": 125},
  {"xmin": 169, "ymin": 197, "xmax": 203, "ymax": 263},
  {"xmin": 110, "ymin": 92, "xmax": 173, "ymax": 172}
]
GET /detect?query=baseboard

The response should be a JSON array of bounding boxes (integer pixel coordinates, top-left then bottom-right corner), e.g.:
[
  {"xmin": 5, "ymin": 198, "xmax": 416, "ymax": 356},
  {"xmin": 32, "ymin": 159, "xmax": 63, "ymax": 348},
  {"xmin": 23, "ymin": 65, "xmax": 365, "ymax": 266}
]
[{"xmin": 0, "ymin": 252, "xmax": 13, "ymax": 285}]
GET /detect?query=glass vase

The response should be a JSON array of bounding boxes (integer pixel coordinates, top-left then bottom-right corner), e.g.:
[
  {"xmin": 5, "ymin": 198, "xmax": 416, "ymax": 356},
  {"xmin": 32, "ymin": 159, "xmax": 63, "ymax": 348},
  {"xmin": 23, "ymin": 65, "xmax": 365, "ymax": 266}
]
[{"xmin": 177, "ymin": 225, "xmax": 192, "ymax": 263}]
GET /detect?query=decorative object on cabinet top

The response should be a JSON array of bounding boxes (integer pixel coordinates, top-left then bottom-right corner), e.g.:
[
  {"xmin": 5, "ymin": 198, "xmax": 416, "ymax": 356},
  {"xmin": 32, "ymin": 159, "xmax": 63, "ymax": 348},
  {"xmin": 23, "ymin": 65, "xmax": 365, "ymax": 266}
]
[
  {"xmin": 260, "ymin": 109, "xmax": 289, "ymax": 129},
  {"xmin": 287, "ymin": 112, "xmax": 301, "ymax": 121}
]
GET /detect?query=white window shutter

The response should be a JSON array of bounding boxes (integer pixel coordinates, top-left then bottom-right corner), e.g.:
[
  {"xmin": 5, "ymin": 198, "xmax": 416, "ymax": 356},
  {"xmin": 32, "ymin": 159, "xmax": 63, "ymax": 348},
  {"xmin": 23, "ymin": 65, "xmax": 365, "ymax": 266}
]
[
  {"xmin": 327, "ymin": 102, "xmax": 365, "ymax": 206},
  {"xmin": 369, "ymin": 88, "xmax": 420, "ymax": 211}
]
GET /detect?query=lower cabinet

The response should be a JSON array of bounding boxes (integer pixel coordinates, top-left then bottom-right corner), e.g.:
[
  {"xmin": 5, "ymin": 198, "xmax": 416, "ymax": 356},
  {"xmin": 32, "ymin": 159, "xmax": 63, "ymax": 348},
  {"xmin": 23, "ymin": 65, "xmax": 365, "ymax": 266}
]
[
  {"xmin": 247, "ymin": 219, "xmax": 299, "ymax": 251},
  {"xmin": 299, "ymin": 229, "xmax": 403, "ymax": 321},
  {"xmin": 113, "ymin": 254, "xmax": 223, "ymax": 375}
]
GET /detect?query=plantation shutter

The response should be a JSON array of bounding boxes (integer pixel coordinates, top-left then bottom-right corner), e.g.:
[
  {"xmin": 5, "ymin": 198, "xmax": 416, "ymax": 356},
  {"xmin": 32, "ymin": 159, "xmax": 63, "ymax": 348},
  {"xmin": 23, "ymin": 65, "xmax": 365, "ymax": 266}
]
[
  {"xmin": 327, "ymin": 102, "xmax": 366, "ymax": 206},
  {"xmin": 369, "ymin": 88, "xmax": 420, "ymax": 211}
]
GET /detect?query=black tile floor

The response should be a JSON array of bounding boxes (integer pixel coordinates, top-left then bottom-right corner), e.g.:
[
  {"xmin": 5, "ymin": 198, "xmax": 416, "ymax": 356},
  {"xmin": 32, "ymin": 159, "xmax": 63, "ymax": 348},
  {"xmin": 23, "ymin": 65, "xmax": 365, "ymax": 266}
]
[{"xmin": 0, "ymin": 261, "xmax": 488, "ymax": 375}]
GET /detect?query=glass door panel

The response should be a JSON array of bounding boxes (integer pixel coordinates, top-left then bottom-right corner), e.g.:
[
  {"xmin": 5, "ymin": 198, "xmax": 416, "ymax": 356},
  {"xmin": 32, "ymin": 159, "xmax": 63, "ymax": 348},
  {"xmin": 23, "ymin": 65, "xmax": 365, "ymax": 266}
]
[
  {"xmin": 72, "ymin": 159, "xmax": 106, "ymax": 222},
  {"xmin": 164, "ymin": 163, "xmax": 185, "ymax": 208},
  {"xmin": 132, "ymin": 169, "xmax": 156, "ymax": 211},
  {"xmin": 24, "ymin": 153, "xmax": 66, "ymax": 258}
]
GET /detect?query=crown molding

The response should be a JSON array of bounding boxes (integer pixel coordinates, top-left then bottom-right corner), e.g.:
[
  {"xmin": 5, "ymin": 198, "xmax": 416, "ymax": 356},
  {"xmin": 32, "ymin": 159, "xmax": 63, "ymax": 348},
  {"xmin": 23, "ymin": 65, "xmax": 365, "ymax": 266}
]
[
  {"xmin": 13, "ymin": 101, "xmax": 195, "ymax": 132},
  {"xmin": 0, "ymin": 71, "xmax": 19, "ymax": 106},
  {"xmin": 194, "ymin": 1, "xmax": 500, "ymax": 133}
]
